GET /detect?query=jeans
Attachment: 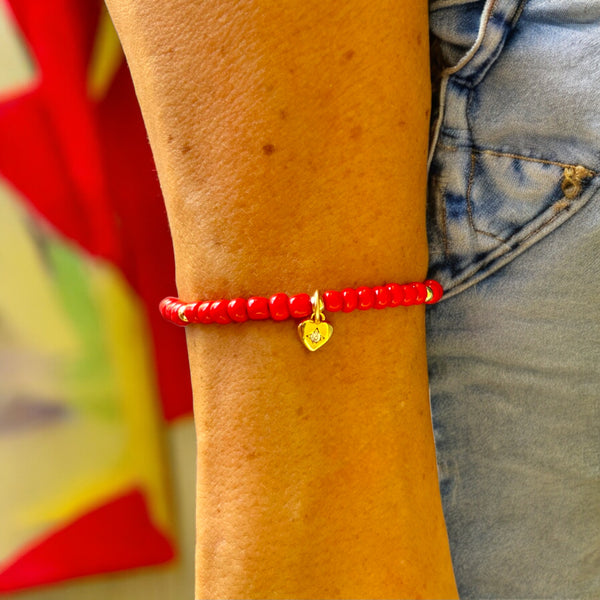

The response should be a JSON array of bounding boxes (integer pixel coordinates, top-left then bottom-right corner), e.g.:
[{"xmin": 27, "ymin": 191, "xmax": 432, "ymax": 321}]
[{"xmin": 426, "ymin": 1, "xmax": 600, "ymax": 597}]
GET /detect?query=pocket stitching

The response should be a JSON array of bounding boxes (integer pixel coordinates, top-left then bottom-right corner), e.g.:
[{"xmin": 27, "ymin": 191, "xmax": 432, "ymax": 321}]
[
  {"xmin": 474, "ymin": 147, "xmax": 595, "ymax": 172},
  {"xmin": 437, "ymin": 181, "xmax": 600, "ymax": 300},
  {"xmin": 439, "ymin": 142, "xmax": 598, "ymax": 173},
  {"xmin": 465, "ymin": 147, "xmax": 596, "ymax": 244},
  {"xmin": 466, "ymin": 150, "xmax": 512, "ymax": 244},
  {"xmin": 431, "ymin": 156, "xmax": 600, "ymax": 300}
]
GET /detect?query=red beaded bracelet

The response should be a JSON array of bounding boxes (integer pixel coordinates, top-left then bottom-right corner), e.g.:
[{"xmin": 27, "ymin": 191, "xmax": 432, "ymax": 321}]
[{"xmin": 160, "ymin": 280, "xmax": 443, "ymax": 351}]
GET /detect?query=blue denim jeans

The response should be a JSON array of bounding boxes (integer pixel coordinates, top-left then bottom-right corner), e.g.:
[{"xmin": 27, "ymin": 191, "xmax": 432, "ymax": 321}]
[{"xmin": 426, "ymin": 1, "xmax": 600, "ymax": 597}]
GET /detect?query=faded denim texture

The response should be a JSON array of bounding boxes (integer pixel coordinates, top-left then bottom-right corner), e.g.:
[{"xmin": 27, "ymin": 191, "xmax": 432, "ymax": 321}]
[{"xmin": 426, "ymin": 0, "xmax": 600, "ymax": 597}]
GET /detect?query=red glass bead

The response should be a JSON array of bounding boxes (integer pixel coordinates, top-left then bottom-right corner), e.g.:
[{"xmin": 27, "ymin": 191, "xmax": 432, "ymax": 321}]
[
  {"xmin": 401, "ymin": 283, "xmax": 417, "ymax": 306},
  {"xmin": 197, "ymin": 301, "xmax": 213, "ymax": 324},
  {"xmin": 227, "ymin": 297, "xmax": 248, "ymax": 322},
  {"xmin": 289, "ymin": 293, "xmax": 312, "ymax": 318},
  {"xmin": 323, "ymin": 290, "xmax": 343, "ymax": 312},
  {"xmin": 158, "ymin": 298, "xmax": 175, "ymax": 319},
  {"xmin": 341, "ymin": 288, "xmax": 358, "ymax": 312},
  {"xmin": 424, "ymin": 279, "xmax": 444, "ymax": 304},
  {"xmin": 373, "ymin": 285, "xmax": 390, "ymax": 309},
  {"xmin": 189, "ymin": 302, "xmax": 200, "ymax": 323},
  {"xmin": 411, "ymin": 282, "xmax": 427, "ymax": 304},
  {"xmin": 159, "ymin": 300, "xmax": 173, "ymax": 322},
  {"xmin": 209, "ymin": 299, "xmax": 232, "ymax": 324},
  {"xmin": 357, "ymin": 286, "xmax": 374, "ymax": 310},
  {"xmin": 269, "ymin": 293, "xmax": 290, "ymax": 321},
  {"xmin": 247, "ymin": 296, "xmax": 270, "ymax": 320},
  {"xmin": 189, "ymin": 302, "xmax": 205, "ymax": 322},
  {"xmin": 386, "ymin": 283, "xmax": 404, "ymax": 307},
  {"xmin": 159, "ymin": 297, "xmax": 176, "ymax": 318},
  {"xmin": 165, "ymin": 301, "xmax": 178, "ymax": 319}
]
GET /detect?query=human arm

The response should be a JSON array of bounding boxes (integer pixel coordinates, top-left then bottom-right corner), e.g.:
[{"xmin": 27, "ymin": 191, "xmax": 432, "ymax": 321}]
[{"xmin": 105, "ymin": 0, "xmax": 457, "ymax": 597}]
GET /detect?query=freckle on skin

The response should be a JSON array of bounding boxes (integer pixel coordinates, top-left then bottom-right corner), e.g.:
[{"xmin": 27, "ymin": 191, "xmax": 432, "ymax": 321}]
[
  {"xmin": 349, "ymin": 125, "xmax": 363, "ymax": 140},
  {"xmin": 168, "ymin": 134, "xmax": 174, "ymax": 143},
  {"xmin": 279, "ymin": 109, "xmax": 288, "ymax": 120},
  {"xmin": 181, "ymin": 143, "xmax": 191, "ymax": 154},
  {"xmin": 262, "ymin": 143, "xmax": 275, "ymax": 155},
  {"xmin": 296, "ymin": 406, "xmax": 304, "ymax": 416},
  {"xmin": 342, "ymin": 49, "xmax": 355, "ymax": 61},
  {"xmin": 417, "ymin": 33, "xmax": 422, "ymax": 46}
]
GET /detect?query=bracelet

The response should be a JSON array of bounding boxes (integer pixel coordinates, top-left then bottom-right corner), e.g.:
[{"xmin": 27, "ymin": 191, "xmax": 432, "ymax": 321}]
[{"xmin": 159, "ymin": 280, "xmax": 443, "ymax": 351}]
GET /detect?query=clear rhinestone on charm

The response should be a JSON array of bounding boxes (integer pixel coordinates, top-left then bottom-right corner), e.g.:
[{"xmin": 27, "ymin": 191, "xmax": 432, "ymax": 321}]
[{"xmin": 309, "ymin": 328, "xmax": 322, "ymax": 343}]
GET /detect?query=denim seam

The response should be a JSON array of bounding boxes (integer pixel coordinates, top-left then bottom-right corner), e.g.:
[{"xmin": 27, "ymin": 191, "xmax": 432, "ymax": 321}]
[
  {"xmin": 455, "ymin": 38, "xmax": 505, "ymax": 88},
  {"xmin": 428, "ymin": 0, "xmax": 529, "ymax": 170},
  {"xmin": 437, "ymin": 142, "xmax": 459, "ymax": 152},
  {"xmin": 464, "ymin": 0, "xmax": 529, "ymax": 88},
  {"xmin": 430, "ymin": 0, "xmax": 482, "ymax": 11},
  {"xmin": 437, "ymin": 142, "xmax": 597, "ymax": 174},
  {"xmin": 429, "ymin": 172, "xmax": 451, "ymax": 258},
  {"xmin": 427, "ymin": 0, "xmax": 498, "ymax": 171},
  {"xmin": 475, "ymin": 148, "xmax": 597, "ymax": 172},
  {"xmin": 438, "ymin": 181, "xmax": 600, "ymax": 300},
  {"xmin": 466, "ymin": 148, "xmax": 597, "ymax": 246},
  {"xmin": 438, "ymin": 178, "xmax": 451, "ymax": 258},
  {"xmin": 441, "ymin": 186, "xmax": 450, "ymax": 258},
  {"xmin": 466, "ymin": 148, "xmax": 597, "ymax": 245},
  {"xmin": 518, "ymin": 182, "xmax": 598, "ymax": 244},
  {"xmin": 523, "ymin": 205, "xmax": 567, "ymax": 242},
  {"xmin": 442, "ymin": 0, "xmax": 498, "ymax": 78},
  {"xmin": 466, "ymin": 150, "xmax": 511, "ymax": 244}
]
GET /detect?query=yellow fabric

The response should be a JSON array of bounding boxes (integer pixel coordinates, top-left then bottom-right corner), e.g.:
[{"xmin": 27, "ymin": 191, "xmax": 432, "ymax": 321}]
[
  {"xmin": 87, "ymin": 4, "xmax": 123, "ymax": 100},
  {"xmin": 0, "ymin": 180, "xmax": 171, "ymax": 564}
]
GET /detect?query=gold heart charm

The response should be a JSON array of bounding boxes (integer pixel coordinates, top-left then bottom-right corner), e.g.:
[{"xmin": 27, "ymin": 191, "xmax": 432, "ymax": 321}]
[{"xmin": 298, "ymin": 318, "xmax": 333, "ymax": 351}]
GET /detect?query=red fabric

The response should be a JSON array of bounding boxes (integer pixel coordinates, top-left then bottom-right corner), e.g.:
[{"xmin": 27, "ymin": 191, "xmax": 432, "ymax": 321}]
[
  {"xmin": 1, "ymin": 0, "xmax": 193, "ymax": 420},
  {"xmin": 0, "ymin": 489, "xmax": 174, "ymax": 593}
]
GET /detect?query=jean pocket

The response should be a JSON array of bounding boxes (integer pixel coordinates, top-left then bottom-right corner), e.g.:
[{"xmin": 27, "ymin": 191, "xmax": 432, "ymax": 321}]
[
  {"xmin": 467, "ymin": 149, "xmax": 594, "ymax": 242},
  {"xmin": 427, "ymin": 145, "xmax": 599, "ymax": 298}
]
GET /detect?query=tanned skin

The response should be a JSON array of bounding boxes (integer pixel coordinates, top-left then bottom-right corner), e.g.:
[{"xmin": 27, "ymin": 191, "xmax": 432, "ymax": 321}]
[{"xmin": 105, "ymin": 1, "xmax": 458, "ymax": 597}]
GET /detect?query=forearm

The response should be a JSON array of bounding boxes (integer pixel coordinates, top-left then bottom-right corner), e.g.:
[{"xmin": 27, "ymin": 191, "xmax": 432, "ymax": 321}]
[{"xmin": 106, "ymin": 1, "xmax": 457, "ymax": 597}]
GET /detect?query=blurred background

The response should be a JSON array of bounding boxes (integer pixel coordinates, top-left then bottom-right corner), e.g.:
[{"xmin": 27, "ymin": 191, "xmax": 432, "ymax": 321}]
[{"xmin": 0, "ymin": 0, "xmax": 197, "ymax": 597}]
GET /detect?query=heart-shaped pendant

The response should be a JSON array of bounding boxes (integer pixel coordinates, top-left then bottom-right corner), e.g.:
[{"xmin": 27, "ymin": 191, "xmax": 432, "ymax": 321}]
[
  {"xmin": 298, "ymin": 318, "xmax": 333, "ymax": 351},
  {"xmin": 297, "ymin": 290, "xmax": 333, "ymax": 351}
]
